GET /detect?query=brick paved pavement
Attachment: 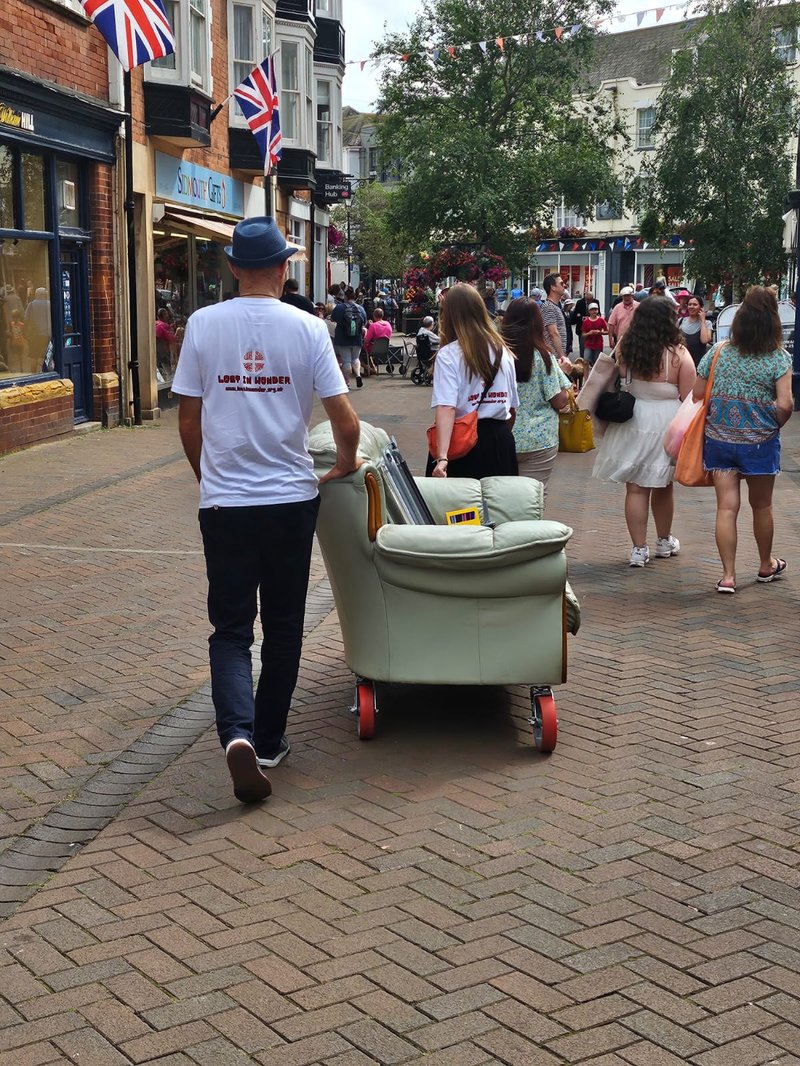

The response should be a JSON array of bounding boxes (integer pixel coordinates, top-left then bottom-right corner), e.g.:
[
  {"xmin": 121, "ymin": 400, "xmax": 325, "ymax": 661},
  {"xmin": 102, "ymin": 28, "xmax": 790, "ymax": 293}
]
[{"xmin": 2, "ymin": 372, "xmax": 800, "ymax": 1064}]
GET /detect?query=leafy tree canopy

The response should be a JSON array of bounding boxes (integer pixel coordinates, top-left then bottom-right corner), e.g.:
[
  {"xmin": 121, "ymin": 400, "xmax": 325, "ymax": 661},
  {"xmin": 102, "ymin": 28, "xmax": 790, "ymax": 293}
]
[
  {"xmin": 632, "ymin": 0, "xmax": 800, "ymax": 297},
  {"xmin": 373, "ymin": 0, "xmax": 622, "ymax": 266},
  {"xmin": 330, "ymin": 182, "xmax": 416, "ymax": 283}
]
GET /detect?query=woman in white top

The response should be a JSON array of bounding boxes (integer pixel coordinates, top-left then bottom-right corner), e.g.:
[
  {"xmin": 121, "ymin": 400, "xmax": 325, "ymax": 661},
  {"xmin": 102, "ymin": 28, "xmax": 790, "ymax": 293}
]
[
  {"xmin": 592, "ymin": 297, "xmax": 696, "ymax": 567},
  {"xmin": 428, "ymin": 283, "xmax": 519, "ymax": 479}
]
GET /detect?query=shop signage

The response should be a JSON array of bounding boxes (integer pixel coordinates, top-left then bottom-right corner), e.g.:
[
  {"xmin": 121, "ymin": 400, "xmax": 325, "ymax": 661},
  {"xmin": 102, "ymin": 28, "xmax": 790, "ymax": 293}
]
[
  {"xmin": 155, "ymin": 153, "xmax": 243, "ymax": 217},
  {"xmin": 0, "ymin": 102, "xmax": 34, "ymax": 133},
  {"xmin": 318, "ymin": 178, "xmax": 352, "ymax": 203}
]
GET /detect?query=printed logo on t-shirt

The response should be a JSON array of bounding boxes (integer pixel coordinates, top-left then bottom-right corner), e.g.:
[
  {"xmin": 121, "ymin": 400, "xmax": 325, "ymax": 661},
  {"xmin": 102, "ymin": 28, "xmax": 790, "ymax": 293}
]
[{"xmin": 243, "ymin": 349, "xmax": 265, "ymax": 373}]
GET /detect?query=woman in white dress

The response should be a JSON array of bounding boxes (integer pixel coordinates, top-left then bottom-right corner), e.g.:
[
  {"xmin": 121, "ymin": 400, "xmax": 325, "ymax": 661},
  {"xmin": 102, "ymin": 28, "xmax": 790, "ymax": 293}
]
[{"xmin": 593, "ymin": 298, "xmax": 696, "ymax": 567}]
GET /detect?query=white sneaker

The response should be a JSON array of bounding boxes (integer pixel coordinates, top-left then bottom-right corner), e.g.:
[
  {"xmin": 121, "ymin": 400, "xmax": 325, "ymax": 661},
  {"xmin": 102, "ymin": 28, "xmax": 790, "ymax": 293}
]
[
  {"xmin": 655, "ymin": 535, "xmax": 680, "ymax": 558},
  {"xmin": 629, "ymin": 546, "xmax": 650, "ymax": 567}
]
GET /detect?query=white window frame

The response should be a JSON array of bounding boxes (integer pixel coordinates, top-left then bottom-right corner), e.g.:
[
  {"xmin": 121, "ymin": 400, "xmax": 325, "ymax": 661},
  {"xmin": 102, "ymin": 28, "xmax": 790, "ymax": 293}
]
[
  {"xmin": 227, "ymin": 0, "xmax": 275, "ymax": 126},
  {"xmin": 189, "ymin": 0, "xmax": 209, "ymax": 88},
  {"xmin": 774, "ymin": 26, "xmax": 799, "ymax": 65},
  {"xmin": 316, "ymin": 78, "xmax": 332, "ymax": 164},
  {"xmin": 288, "ymin": 218, "xmax": 306, "ymax": 289},
  {"xmin": 636, "ymin": 106, "xmax": 656, "ymax": 150},
  {"xmin": 146, "ymin": 0, "xmax": 212, "ymax": 94},
  {"xmin": 276, "ymin": 26, "xmax": 315, "ymax": 152},
  {"xmin": 554, "ymin": 199, "xmax": 585, "ymax": 229}
]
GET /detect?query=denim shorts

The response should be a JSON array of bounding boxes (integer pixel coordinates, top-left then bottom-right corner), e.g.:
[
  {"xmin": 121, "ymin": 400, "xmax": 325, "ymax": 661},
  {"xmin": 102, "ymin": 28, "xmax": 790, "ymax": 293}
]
[{"xmin": 703, "ymin": 435, "xmax": 781, "ymax": 476}]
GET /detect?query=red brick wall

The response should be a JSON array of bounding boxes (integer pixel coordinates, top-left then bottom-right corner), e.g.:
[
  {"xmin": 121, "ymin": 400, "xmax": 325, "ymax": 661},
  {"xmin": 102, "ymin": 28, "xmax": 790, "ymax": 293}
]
[
  {"xmin": 0, "ymin": 383, "xmax": 75, "ymax": 455},
  {"xmin": 89, "ymin": 163, "xmax": 117, "ymax": 380},
  {"xmin": 0, "ymin": 0, "xmax": 110, "ymax": 99}
]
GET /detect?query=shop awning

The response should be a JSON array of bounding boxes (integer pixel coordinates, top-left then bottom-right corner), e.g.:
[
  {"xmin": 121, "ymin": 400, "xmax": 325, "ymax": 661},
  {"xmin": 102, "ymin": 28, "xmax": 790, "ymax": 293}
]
[{"xmin": 161, "ymin": 210, "xmax": 235, "ymax": 242}]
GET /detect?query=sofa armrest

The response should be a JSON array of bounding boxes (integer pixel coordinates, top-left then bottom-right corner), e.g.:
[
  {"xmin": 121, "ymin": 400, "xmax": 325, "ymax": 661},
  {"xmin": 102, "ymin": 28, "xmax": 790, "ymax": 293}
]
[{"xmin": 375, "ymin": 520, "xmax": 572, "ymax": 570}]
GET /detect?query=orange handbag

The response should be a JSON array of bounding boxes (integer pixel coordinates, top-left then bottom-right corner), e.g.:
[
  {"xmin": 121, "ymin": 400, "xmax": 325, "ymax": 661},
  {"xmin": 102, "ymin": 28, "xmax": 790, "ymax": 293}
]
[
  {"xmin": 426, "ymin": 356, "xmax": 500, "ymax": 460},
  {"xmin": 675, "ymin": 344, "xmax": 724, "ymax": 487}
]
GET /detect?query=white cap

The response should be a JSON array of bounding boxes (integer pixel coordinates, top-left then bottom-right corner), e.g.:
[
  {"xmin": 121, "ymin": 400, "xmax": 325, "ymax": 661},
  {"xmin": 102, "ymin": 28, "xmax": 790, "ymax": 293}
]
[
  {"xmin": 619, "ymin": 286, "xmax": 634, "ymax": 296},
  {"xmin": 588, "ymin": 302, "xmax": 600, "ymax": 310}
]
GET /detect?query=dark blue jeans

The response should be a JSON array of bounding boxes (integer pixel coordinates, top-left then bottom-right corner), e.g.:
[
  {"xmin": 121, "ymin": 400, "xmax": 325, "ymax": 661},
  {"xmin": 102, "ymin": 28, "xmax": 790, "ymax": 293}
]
[{"xmin": 199, "ymin": 497, "xmax": 320, "ymax": 756}]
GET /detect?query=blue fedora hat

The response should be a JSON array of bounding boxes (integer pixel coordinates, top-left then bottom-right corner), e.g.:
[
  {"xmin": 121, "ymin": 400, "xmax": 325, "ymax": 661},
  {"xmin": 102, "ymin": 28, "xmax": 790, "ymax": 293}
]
[{"xmin": 224, "ymin": 216, "xmax": 304, "ymax": 269}]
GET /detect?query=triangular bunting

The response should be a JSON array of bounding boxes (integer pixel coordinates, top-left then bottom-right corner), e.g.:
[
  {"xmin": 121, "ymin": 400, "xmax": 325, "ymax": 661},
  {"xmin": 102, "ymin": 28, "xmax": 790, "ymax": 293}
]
[
  {"xmin": 555, "ymin": 26, "xmax": 563, "ymax": 39},
  {"xmin": 432, "ymin": 48, "xmax": 440, "ymax": 62},
  {"xmin": 496, "ymin": 36, "xmax": 504, "ymax": 51},
  {"xmin": 401, "ymin": 54, "xmax": 409, "ymax": 62},
  {"xmin": 447, "ymin": 45, "xmax": 456, "ymax": 57},
  {"xmin": 360, "ymin": 60, "xmax": 366, "ymax": 71},
  {"xmin": 655, "ymin": 8, "xmax": 665, "ymax": 20},
  {"xmin": 478, "ymin": 40, "xmax": 487, "ymax": 53},
  {"xmin": 636, "ymin": 11, "xmax": 645, "ymax": 26},
  {"xmin": 570, "ymin": 24, "xmax": 580, "ymax": 36},
  {"xmin": 536, "ymin": 30, "xmax": 546, "ymax": 42}
]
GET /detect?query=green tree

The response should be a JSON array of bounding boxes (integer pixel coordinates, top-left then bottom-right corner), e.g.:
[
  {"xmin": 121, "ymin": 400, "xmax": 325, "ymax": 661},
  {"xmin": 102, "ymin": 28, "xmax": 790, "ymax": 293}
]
[
  {"xmin": 330, "ymin": 182, "xmax": 415, "ymax": 285},
  {"xmin": 373, "ymin": 0, "xmax": 622, "ymax": 264},
  {"xmin": 633, "ymin": 0, "xmax": 800, "ymax": 299}
]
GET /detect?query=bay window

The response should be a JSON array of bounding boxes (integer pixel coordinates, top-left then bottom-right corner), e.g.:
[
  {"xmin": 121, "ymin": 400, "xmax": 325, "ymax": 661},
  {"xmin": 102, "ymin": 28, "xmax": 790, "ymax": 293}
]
[
  {"xmin": 316, "ymin": 79, "xmax": 331, "ymax": 163},
  {"xmin": 281, "ymin": 41, "xmax": 300, "ymax": 141}
]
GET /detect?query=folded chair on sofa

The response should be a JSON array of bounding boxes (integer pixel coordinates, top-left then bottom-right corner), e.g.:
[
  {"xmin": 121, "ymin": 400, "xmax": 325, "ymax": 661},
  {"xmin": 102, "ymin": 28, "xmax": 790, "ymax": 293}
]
[{"xmin": 309, "ymin": 422, "xmax": 581, "ymax": 753}]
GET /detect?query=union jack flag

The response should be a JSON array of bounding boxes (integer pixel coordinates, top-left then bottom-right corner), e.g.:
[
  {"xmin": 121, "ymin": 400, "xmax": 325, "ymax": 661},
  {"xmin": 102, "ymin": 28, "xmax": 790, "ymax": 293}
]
[
  {"xmin": 81, "ymin": 0, "xmax": 175, "ymax": 71},
  {"xmin": 234, "ymin": 55, "xmax": 283, "ymax": 175}
]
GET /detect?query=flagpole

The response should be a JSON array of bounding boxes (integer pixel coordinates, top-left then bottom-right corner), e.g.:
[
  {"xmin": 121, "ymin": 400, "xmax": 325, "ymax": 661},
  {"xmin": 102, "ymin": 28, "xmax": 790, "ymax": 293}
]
[{"xmin": 123, "ymin": 69, "xmax": 142, "ymax": 426}]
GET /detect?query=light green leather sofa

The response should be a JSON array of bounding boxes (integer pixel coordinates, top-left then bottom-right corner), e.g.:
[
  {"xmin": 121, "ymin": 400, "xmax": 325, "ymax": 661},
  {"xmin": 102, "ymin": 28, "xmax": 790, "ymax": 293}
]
[{"xmin": 309, "ymin": 421, "xmax": 580, "ymax": 752}]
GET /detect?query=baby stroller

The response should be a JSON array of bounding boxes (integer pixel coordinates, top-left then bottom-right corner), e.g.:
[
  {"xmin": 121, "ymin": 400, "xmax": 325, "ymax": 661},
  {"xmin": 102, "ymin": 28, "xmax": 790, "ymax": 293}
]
[{"xmin": 411, "ymin": 333, "xmax": 435, "ymax": 385}]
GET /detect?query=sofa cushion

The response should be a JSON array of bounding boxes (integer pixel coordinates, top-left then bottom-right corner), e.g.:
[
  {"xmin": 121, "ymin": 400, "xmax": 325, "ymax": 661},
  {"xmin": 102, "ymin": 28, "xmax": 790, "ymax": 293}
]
[{"xmin": 375, "ymin": 520, "xmax": 572, "ymax": 570}]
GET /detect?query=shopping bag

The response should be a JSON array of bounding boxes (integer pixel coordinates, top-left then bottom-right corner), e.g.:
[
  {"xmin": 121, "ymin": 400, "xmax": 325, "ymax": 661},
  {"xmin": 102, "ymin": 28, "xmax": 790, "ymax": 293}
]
[
  {"xmin": 674, "ymin": 343, "xmax": 724, "ymax": 486},
  {"xmin": 664, "ymin": 394, "xmax": 703, "ymax": 461},
  {"xmin": 426, "ymin": 410, "xmax": 477, "ymax": 460},
  {"xmin": 559, "ymin": 392, "xmax": 595, "ymax": 453}
]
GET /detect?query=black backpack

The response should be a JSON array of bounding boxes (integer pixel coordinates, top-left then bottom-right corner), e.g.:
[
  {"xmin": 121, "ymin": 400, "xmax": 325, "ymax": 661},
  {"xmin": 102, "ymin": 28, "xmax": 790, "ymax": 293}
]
[{"xmin": 342, "ymin": 302, "xmax": 363, "ymax": 341}]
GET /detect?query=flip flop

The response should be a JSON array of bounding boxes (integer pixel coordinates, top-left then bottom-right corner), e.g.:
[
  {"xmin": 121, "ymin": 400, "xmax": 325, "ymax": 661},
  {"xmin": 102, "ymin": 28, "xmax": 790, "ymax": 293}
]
[
  {"xmin": 757, "ymin": 558, "xmax": 787, "ymax": 583},
  {"xmin": 716, "ymin": 580, "xmax": 736, "ymax": 594}
]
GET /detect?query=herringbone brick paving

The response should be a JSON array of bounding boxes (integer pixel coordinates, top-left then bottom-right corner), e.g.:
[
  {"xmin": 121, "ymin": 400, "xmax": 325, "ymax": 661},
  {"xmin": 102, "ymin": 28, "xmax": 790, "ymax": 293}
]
[{"xmin": 2, "ymin": 375, "xmax": 800, "ymax": 1063}]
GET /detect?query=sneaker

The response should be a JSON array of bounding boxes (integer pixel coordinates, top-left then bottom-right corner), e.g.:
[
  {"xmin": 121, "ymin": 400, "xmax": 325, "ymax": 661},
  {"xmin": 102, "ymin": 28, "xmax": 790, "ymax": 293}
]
[
  {"xmin": 225, "ymin": 738, "xmax": 271, "ymax": 803},
  {"xmin": 356, "ymin": 375, "xmax": 363, "ymax": 388},
  {"xmin": 655, "ymin": 535, "xmax": 680, "ymax": 558},
  {"xmin": 257, "ymin": 736, "xmax": 291, "ymax": 769},
  {"xmin": 629, "ymin": 545, "xmax": 650, "ymax": 567}
]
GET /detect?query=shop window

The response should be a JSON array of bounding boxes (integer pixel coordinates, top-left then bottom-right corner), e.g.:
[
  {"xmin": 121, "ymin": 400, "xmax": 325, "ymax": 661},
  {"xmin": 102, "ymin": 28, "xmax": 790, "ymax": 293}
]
[
  {"xmin": 55, "ymin": 160, "xmax": 80, "ymax": 230},
  {"xmin": 0, "ymin": 146, "xmax": 13, "ymax": 230},
  {"xmin": 0, "ymin": 240, "xmax": 52, "ymax": 380},
  {"xmin": 316, "ymin": 79, "xmax": 331, "ymax": 163},
  {"xmin": 22, "ymin": 155, "xmax": 46, "ymax": 232},
  {"xmin": 636, "ymin": 107, "xmax": 656, "ymax": 150},
  {"xmin": 195, "ymin": 240, "xmax": 226, "ymax": 309},
  {"xmin": 282, "ymin": 41, "xmax": 300, "ymax": 141}
]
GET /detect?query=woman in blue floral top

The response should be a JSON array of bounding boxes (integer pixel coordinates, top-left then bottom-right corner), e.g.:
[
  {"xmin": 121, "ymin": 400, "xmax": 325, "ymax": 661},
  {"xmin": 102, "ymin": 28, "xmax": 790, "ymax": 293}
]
[
  {"xmin": 694, "ymin": 286, "xmax": 793, "ymax": 593},
  {"xmin": 501, "ymin": 297, "xmax": 570, "ymax": 500}
]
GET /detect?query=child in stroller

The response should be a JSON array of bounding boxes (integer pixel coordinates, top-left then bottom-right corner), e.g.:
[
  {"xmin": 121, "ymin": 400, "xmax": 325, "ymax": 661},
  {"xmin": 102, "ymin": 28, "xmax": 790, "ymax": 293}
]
[{"xmin": 412, "ymin": 316, "xmax": 438, "ymax": 385}]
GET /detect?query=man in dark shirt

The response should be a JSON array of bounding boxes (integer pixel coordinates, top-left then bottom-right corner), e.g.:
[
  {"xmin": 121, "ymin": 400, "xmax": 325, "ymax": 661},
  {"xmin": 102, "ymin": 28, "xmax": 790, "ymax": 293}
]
[{"xmin": 281, "ymin": 277, "xmax": 315, "ymax": 314}]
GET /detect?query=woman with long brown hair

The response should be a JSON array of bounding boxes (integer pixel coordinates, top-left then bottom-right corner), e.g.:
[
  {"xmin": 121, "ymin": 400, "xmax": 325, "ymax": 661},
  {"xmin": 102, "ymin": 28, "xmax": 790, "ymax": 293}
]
[
  {"xmin": 593, "ymin": 296, "xmax": 696, "ymax": 566},
  {"xmin": 428, "ymin": 283, "xmax": 518, "ymax": 479},
  {"xmin": 500, "ymin": 296, "xmax": 570, "ymax": 499},
  {"xmin": 693, "ymin": 286, "xmax": 792, "ymax": 592}
]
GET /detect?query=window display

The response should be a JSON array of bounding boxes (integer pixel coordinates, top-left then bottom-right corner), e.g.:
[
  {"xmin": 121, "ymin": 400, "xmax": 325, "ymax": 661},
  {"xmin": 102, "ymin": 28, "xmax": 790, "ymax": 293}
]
[{"xmin": 0, "ymin": 240, "xmax": 52, "ymax": 379}]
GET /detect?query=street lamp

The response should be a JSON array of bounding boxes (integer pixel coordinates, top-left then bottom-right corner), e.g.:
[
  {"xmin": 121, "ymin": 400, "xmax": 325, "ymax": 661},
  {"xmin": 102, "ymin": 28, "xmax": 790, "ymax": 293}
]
[{"xmin": 343, "ymin": 175, "xmax": 373, "ymax": 287}]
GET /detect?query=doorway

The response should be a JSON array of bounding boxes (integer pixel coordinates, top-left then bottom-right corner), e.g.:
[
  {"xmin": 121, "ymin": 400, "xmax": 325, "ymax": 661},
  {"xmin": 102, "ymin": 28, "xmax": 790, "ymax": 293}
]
[{"xmin": 59, "ymin": 244, "xmax": 91, "ymax": 422}]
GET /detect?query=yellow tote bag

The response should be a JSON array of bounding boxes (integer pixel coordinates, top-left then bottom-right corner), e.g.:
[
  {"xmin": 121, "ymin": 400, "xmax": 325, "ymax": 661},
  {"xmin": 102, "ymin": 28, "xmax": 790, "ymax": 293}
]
[{"xmin": 558, "ymin": 391, "xmax": 595, "ymax": 453}]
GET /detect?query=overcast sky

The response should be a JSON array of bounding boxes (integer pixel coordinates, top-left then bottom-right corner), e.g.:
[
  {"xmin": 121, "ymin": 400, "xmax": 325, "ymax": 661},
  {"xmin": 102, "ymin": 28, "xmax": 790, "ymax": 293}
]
[{"xmin": 340, "ymin": 0, "xmax": 697, "ymax": 112}]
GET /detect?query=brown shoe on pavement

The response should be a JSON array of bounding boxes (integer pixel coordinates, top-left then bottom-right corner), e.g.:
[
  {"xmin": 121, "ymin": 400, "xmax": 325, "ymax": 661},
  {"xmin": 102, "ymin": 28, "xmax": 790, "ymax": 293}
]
[{"xmin": 225, "ymin": 738, "xmax": 272, "ymax": 803}]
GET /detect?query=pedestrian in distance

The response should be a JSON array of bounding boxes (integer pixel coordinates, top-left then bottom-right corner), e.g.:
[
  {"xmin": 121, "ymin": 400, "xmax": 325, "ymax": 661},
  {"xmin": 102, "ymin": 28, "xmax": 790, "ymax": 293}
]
[
  {"xmin": 679, "ymin": 295, "xmax": 713, "ymax": 367},
  {"xmin": 581, "ymin": 301, "xmax": 608, "ymax": 367},
  {"xmin": 592, "ymin": 297, "xmax": 696, "ymax": 567},
  {"xmin": 172, "ymin": 216, "xmax": 361, "ymax": 804},
  {"xmin": 281, "ymin": 276, "xmax": 315, "ymax": 314},
  {"xmin": 428, "ymin": 283, "xmax": 518, "ymax": 479},
  {"xmin": 501, "ymin": 296, "xmax": 570, "ymax": 501},
  {"xmin": 331, "ymin": 286, "xmax": 368, "ymax": 388},
  {"xmin": 693, "ymin": 286, "xmax": 793, "ymax": 593},
  {"xmin": 607, "ymin": 286, "xmax": 637, "ymax": 349},
  {"xmin": 541, "ymin": 273, "xmax": 574, "ymax": 375}
]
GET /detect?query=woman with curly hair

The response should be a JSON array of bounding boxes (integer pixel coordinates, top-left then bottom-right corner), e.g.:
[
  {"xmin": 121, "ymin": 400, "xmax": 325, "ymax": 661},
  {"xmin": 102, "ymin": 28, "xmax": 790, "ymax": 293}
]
[
  {"xmin": 593, "ymin": 297, "xmax": 696, "ymax": 566},
  {"xmin": 500, "ymin": 296, "xmax": 570, "ymax": 499},
  {"xmin": 428, "ymin": 283, "xmax": 518, "ymax": 479},
  {"xmin": 694, "ymin": 286, "xmax": 793, "ymax": 593}
]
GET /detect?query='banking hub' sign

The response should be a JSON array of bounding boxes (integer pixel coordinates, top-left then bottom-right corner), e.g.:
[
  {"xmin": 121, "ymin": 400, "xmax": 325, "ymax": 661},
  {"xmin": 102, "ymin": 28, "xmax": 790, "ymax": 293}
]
[{"xmin": 156, "ymin": 153, "xmax": 244, "ymax": 218}]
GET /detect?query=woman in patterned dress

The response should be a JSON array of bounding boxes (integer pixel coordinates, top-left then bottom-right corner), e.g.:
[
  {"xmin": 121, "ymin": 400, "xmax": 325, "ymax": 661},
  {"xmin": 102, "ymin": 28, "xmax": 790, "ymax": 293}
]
[
  {"xmin": 694, "ymin": 286, "xmax": 793, "ymax": 593},
  {"xmin": 501, "ymin": 296, "xmax": 570, "ymax": 501}
]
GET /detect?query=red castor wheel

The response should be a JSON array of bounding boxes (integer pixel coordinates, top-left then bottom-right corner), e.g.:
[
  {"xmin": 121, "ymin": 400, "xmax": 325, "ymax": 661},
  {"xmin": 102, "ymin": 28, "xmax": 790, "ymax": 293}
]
[
  {"xmin": 530, "ymin": 688, "xmax": 558, "ymax": 753},
  {"xmin": 354, "ymin": 679, "xmax": 376, "ymax": 740}
]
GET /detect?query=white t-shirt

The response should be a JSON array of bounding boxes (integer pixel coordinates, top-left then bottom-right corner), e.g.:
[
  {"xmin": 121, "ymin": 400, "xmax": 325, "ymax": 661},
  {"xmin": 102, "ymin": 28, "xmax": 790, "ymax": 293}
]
[
  {"xmin": 172, "ymin": 297, "xmax": 348, "ymax": 508},
  {"xmin": 431, "ymin": 340, "xmax": 519, "ymax": 419}
]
